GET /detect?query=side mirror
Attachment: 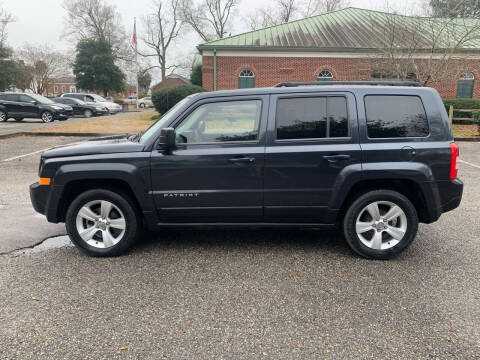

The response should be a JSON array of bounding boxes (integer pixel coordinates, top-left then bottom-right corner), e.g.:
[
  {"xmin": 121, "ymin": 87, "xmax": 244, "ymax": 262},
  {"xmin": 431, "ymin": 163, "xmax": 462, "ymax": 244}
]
[
  {"xmin": 157, "ymin": 127, "xmax": 176, "ymax": 151},
  {"xmin": 31, "ymin": 100, "xmax": 38, "ymax": 105}
]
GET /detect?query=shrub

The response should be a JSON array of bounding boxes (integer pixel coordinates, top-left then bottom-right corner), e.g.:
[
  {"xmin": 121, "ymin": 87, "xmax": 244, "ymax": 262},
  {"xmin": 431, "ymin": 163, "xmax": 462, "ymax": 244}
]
[
  {"xmin": 152, "ymin": 84, "xmax": 205, "ymax": 114},
  {"xmin": 190, "ymin": 65, "xmax": 202, "ymax": 87},
  {"xmin": 474, "ymin": 112, "xmax": 480, "ymax": 134},
  {"xmin": 444, "ymin": 99, "xmax": 480, "ymax": 124}
]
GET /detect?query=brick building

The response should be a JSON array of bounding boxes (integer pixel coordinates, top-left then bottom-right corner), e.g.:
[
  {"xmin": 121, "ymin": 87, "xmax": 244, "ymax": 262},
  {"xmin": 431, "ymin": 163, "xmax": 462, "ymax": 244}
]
[
  {"xmin": 45, "ymin": 76, "xmax": 78, "ymax": 97},
  {"xmin": 152, "ymin": 74, "xmax": 190, "ymax": 91},
  {"xmin": 197, "ymin": 8, "xmax": 480, "ymax": 99}
]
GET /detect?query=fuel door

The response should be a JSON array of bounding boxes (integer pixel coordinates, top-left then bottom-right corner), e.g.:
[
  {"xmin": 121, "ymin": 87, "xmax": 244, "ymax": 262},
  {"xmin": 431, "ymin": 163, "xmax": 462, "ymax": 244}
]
[{"xmin": 401, "ymin": 146, "xmax": 416, "ymax": 161}]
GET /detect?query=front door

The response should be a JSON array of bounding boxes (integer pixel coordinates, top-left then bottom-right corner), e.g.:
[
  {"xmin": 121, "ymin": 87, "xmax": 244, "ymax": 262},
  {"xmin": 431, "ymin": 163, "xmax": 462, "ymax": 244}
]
[
  {"xmin": 150, "ymin": 95, "xmax": 269, "ymax": 223},
  {"xmin": 264, "ymin": 92, "xmax": 361, "ymax": 224},
  {"xmin": 18, "ymin": 94, "xmax": 40, "ymax": 117}
]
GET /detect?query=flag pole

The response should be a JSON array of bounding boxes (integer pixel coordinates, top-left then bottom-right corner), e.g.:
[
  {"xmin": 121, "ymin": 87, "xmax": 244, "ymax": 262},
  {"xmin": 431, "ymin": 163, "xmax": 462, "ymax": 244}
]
[{"xmin": 134, "ymin": 17, "xmax": 139, "ymax": 107}]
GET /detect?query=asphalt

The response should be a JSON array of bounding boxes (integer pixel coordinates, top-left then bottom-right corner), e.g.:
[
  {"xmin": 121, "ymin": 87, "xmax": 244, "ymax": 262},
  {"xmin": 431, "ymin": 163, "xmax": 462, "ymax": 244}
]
[{"xmin": 0, "ymin": 137, "xmax": 479, "ymax": 359}]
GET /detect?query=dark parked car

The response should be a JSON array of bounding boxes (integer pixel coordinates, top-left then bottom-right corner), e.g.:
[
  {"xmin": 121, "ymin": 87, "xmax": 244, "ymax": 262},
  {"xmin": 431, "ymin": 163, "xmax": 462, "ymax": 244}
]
[
  {"xmin": 53, "ymin": 97, "xmax": 107, "ymax": 117},
  {"xmin": 30, "ymin": 81, "xmax": 463, "ymax": 258},
  {"xmin": 61, "ymin": 93, "xmax": 122, "ymax": 114},
  {"xmin": 0, "ymin": 92, "xmax": 72, "ymax": 123}
]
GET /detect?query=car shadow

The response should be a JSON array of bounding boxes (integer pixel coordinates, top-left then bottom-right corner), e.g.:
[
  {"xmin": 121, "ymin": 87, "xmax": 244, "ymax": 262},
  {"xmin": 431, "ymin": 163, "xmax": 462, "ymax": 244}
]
[{"xmin": 135, "ymin": 227, "xmax": 352, "ymax": 258}]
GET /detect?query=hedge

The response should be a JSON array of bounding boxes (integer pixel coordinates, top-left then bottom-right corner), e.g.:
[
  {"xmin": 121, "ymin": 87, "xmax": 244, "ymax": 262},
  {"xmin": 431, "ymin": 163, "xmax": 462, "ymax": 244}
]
[{"xmin": 152, "ymin": 84, "xmax": 205, "ymax": 114}]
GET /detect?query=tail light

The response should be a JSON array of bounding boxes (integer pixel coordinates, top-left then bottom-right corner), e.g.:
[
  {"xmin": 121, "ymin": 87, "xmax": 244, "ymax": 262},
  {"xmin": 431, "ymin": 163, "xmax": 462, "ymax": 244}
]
[{"xmin": 450, "ymin": 142, "xmax": 459, "ymax": 179}]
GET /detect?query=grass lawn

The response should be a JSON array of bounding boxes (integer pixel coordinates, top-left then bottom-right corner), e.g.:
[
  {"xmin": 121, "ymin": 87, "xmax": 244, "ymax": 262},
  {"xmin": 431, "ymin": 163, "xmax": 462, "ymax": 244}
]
[
  {"xmin": 452, "ymin": 124, "xmax": 479, "ymax": 138},
  {"xmin": 29, "ymin": 110, "xmax": 158, "ymax": 135}
]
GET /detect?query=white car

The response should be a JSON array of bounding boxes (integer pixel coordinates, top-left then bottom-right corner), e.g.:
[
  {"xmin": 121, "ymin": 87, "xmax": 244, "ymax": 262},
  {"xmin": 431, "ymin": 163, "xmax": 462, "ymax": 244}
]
[
  {"xmin": 61, "ymin": 93, "xmax": 122, "ymax": 114},
  {"xmin": 137, "ymin": 97, "xmax": 153, "ymax": 108}
]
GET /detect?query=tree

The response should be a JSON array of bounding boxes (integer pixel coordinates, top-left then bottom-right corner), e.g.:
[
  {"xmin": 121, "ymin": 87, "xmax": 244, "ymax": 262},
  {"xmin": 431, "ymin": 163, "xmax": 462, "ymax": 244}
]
[
  {"xmin": 369, "ymin": 11, "xmax": 480, "ymax": 86},
  {"xmin": 141, "ymin": 0, "xmax": 183, "ymax": 81},
  {"xmin": 0, "ymin": 45, "xmax": 15, "ymax": 91},
  {"xmin": 73, "ymin": 39, "xmax": 125, "ymax": 96},
  {"xmin": 12, "ymin": 61, "xmax": 34, "ymax": 91},
  {"xmin": 429, "ymin": 0, "xmax": 480, "ymax": 18},
  {"xmin": 19, "ymin": 45, "xmax": 69, "ymax": 94},
  {"xmin": 181, "ymin": 0, "xmax": 238, "ymax": 41},
  {"xmin": 190, "ymin": 64, "xmax": 202, "ymax": 86},
  {"xmin": 152, "ymin": 84, "xmax": 205, "ymax": 113},
  {"xmin": 62, "ymin": 0, "xmax": 128, "ymax": 59},
  {"xmin": 0, "ymin": 6, "xmax": 15, "ymax": 46},
  {"xmin": 301, "ymin": 0, "xmax": 350, "ymax": 17},
  {"xmin": 138, "ymin": 70, "xmax": 152, "ymax": 93}
]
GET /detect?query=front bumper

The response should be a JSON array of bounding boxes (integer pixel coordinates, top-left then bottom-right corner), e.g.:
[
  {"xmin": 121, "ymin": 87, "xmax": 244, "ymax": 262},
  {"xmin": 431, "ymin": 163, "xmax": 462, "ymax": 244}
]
[
  {"xmin": 30, "ymin": 182, "xmax": 48, "ymax": 215},
  {"xmin": 53, "ymin": 110, "xmax": 72, "ymax": 120},
  {"xmin": 30, "ymin": 182, "xmax": 64, "ymax": 222}
]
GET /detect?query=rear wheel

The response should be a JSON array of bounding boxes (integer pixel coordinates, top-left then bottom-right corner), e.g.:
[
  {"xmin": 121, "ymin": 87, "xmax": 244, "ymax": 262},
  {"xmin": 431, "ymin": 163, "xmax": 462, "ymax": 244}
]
[
  {"xmin": 84, "ymin": 109, "xmax": 93, "ymax": 118},
  {"xmin": 65, "ymin": 189, "xmax": 140, "ymax": 257},
  {"xmin": 41, "ymin": 111, "xmax": 54, "ymax": 123},
  {"xmin": 0, "ymin": 110, "xmax": 7, "ymax": 122},
  {"xmin": 139, "ymin": 103, "xmax": 145, "ymax": 108},
  {"xmin": 343, "ymin": 190, "xmax": 418, "ymax": 260}
]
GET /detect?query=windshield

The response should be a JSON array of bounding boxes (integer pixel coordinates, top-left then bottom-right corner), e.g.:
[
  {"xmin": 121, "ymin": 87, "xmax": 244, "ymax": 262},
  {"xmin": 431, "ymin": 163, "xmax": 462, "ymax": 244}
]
[
  {"xmin": 90, "ymin": 94, "xmax": 107, "ymax": 102},
  {"xmin": 29, "ymin": 93, "xmax": 54, "ymax": 104},
  {"xmin": 139, "ymin": 97, "xmax": 191, "ymax": 144}
]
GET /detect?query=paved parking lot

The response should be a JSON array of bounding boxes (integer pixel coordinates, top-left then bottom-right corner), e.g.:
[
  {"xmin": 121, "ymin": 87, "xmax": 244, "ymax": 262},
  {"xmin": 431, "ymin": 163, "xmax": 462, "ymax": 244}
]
[{"xmin": 0, "ymin": 136, "xmax": 479, "ymax": 358}]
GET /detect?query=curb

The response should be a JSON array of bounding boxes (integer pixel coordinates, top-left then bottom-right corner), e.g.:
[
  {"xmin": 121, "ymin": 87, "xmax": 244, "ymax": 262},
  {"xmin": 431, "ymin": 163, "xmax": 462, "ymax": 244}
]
[
  {"xmin": 0, "ymin": 131, "xmax": 113, "ymax": 139},
  {"xmin": 454, "ymin": 137, "xmax": 480, "ymax": 142}
]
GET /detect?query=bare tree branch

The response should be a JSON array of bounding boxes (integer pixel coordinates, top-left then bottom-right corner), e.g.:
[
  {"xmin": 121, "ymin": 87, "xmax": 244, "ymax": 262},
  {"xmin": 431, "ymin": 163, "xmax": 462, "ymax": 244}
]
[
  {"xmin": 0, "ymin": 5, "xmax": 15, "ymax": 46},
  {"xmin": 141, "ymin": 0, "xmax": 183, "ymax": 81},
  {"xmin": 181, "ymin": 0, "xmax": 238, "ymax": 41}
]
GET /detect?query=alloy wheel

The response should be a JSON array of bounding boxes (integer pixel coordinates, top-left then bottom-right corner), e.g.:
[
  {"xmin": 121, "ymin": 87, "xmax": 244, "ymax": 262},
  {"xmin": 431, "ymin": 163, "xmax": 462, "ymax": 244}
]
[
  {"xmin": 355, "ymin": 201, "xmax": 407, "ymax": 250},
  {"xmin": 41, "ymin": 112, "xmax": 53, "ymax": 123},
  {"xmin": 0, "ymin": 111, "xmax": 6, "ymax": 122},
  {"xmin": 75, "ymin": 200, "xmax": 126, "ymax": 249}
]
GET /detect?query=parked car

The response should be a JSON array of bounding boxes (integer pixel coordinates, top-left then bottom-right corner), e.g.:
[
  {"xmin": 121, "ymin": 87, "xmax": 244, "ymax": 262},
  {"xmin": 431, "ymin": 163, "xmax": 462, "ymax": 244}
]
[
  {"xmin": 0, "ymin": 92, "xmax": 72, "ymax": 123},
  {"xmin": 128, "ymin": 94, "xmax": 137, "ymax": 100},
  {"xmin": 30, "ymin": 81, "xmax": 463, "ymax": 258},
  {"xmin": 61, "ymin": 93, "xmax": 122, "ymax": 114},
  {"xmin": 53, "ymin": 97, "xmax": 107, "ymax": 117},
  {"xmin": 137, "ymin": 96, "xmax": 153, "ymax": 108}
]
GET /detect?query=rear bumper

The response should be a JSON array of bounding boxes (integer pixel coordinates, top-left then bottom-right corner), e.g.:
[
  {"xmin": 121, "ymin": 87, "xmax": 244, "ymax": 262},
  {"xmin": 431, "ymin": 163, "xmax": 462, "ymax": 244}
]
[{"xmin": 439, "ymin": 178, "xmax": 463, "ymax": 213}]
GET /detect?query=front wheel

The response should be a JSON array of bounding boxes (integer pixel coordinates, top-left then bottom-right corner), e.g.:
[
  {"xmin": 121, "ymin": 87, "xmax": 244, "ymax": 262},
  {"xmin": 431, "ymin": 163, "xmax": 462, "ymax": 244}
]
[
  {"xmin": 0, "ymin": 110, "xmax": 7, "ymax": 122},
  {"xmin": 84, "ymin": 109, "xmax": 93, "ymax": 118},
  {"xmin": 41, "ymin": 111, "xmax": 54, "ymax": 123},
  {"xmin": 343, "ymin": 190, "xmax": 418, "ymax": 260},
  {"xmin": 65, "ymin": 189, "xmax": 140, "ymax": 257}
]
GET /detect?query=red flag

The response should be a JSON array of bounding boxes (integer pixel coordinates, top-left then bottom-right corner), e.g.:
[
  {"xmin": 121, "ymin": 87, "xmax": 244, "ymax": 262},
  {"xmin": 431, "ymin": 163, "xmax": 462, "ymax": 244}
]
[{"xmin": 132, "ymin": 19, "xmax": 137, "ymax": 46}]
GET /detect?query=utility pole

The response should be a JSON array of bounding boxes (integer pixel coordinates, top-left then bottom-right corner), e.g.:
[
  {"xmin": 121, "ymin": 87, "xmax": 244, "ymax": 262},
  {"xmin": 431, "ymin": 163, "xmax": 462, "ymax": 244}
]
[{"xmin": 132, "ymin": 17, "xmax": 139, "ymax": 107}]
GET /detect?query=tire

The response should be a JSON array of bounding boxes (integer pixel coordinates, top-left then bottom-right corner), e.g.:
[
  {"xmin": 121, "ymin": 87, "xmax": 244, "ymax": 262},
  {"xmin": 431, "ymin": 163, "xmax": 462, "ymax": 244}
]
[
  {"xmin": 84, "ymin": 109, "xmax": 93, "ymax": 118},
  {"xmin": 139, "ymin": 103, "xmax": 145, "ymax": 108},
  {"xmin": 343, "ymin": 190, "xmax": 418, "ymax": 260},
  {"xmin": 0, "ymin": 110, "xmax": 7, "ymax": 122},
  {"xmin": 65, "ymin": 189, "xmax": 140, "ymax": 257},
  {"xmin": 41, "ymin": 111, "xmax": 54, "ymax": 123},
  {"xmin": 14, "ymin": 118, "xmax": 24, "ymax": 122}
]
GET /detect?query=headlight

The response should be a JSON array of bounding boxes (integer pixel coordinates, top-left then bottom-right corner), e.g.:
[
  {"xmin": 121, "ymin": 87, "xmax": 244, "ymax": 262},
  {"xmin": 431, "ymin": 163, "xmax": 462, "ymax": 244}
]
[{"xmin": 50, "ymin": 105, "xmax": 62, "ymax": 110}]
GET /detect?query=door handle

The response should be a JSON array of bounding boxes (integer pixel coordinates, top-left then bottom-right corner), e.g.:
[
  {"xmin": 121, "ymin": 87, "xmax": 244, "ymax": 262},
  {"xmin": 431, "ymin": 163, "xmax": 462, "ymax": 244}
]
[
  {"xmin": 322, "ymin": 154, "xmax": 351, "ymax": 162},
  {"xmin": 228, "ymin": 156, "xmax": 255, "ymax": 163}
]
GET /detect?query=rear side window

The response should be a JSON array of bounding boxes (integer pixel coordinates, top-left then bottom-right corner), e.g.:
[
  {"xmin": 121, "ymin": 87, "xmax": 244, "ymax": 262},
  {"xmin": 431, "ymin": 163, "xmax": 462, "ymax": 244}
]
[
  {"xmin": 276, "ymin": 96, "xmax": 349, "ymax": 140},
  {"xmin": 365, "ymin": 95, "xmax": 429, "ymax": 138}
]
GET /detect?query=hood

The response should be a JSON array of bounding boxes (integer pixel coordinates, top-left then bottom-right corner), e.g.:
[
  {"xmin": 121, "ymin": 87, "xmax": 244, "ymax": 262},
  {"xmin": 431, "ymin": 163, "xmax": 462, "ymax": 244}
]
[{"xmin": 41, "ymin": 135, "xmax": 145, "ymax": 159}]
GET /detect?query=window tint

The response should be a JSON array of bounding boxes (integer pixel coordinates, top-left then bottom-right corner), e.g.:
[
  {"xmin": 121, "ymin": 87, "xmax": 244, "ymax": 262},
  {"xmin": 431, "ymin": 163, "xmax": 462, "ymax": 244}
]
[
  {"xmin": 176, "ymin": 100, "xmax": 262, "ymax": 143},
  {"xmin": 276, "ymin": 96, "xmax": 349, "ymax": 140},
  {"xmin": 365, "ymin": 95, "xmax": 429, "ymax": 138},
  {"xmin": 5, "ymin": 94, "xmax": 18, "ymax": 101}
]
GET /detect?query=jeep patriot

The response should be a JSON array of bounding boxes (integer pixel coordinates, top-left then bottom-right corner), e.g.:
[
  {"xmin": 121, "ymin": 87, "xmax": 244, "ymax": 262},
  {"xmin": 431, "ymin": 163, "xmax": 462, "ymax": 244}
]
[{"xmin": 30, "ymin": 81, "xmax": 463, "ymax": 259}]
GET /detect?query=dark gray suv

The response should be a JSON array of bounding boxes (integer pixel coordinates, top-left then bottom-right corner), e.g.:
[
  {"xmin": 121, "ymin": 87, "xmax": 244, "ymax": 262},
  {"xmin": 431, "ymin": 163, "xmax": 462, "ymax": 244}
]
[{"xmin": 30, "ymin": 81, "xmax": 463, "ymax": 259}]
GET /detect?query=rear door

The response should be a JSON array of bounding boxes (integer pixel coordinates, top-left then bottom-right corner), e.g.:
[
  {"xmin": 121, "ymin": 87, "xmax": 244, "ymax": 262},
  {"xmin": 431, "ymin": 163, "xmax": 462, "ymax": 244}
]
[
  {"xmin": 150, "ymin": 95, "xmax": 269, "ymax": 223},
  {"xmin": 2, "ymin": 94, "xmax": 22, "ymax": 116},
  {"xmin": 264, "ymin": 92, "xmax": 361, "ymax": 224}
]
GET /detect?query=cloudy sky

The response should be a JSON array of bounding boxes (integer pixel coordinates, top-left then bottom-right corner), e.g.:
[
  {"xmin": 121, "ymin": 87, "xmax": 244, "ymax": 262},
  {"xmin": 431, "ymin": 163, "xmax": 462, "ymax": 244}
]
[{"xmin": 1, "ymin": 0, "xmax": 424, "ymax": 82}]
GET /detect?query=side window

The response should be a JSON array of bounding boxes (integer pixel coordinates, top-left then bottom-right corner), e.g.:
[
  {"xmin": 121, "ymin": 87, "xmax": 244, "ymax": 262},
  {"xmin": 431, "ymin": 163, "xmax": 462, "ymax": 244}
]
[
  {"xmin": 276, "ymin": 96, "xmax": 349, "ymax": 140},
  {"xmin": 5, "ymin": 94, "xmax": 18, "ymax": 101},
  {"xmin": 19, "ymin": 94, "xmax": 33, "ymax": 103},
  {"xmin": 176, "ymin": 100, "xmax": 262, "ymax": 144},
  {"xmin": 365, "ymin": 95, "xmax": 429, "ymax": 138}
]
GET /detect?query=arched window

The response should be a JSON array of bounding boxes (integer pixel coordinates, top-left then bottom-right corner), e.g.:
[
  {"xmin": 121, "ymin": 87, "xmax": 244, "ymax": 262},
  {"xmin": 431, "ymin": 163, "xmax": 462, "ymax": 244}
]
[
  {"xmin": 239, "ymin": 69, "xmax": 255, "ymax": 88},
  {"xmin": 317, "ymin": 70, "xmax": 333, "ymax": 81},
  {"xmin": 457, "ymin": 72, "xmax": 474, "ymax": 99}
]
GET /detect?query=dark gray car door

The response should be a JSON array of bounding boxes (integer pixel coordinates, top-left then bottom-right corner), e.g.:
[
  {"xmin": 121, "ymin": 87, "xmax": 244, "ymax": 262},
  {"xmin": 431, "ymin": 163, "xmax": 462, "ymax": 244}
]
[
  {"xmin": 150, "ymin": 95, "xmax": 269, "ymax": 223},
  {"xmin": 18, "ymin": 94, "xmax": 40, "ymax": 117},
  {"xmin": 264, "ymin": 92, "xmax": 361, "ymax": 224}
]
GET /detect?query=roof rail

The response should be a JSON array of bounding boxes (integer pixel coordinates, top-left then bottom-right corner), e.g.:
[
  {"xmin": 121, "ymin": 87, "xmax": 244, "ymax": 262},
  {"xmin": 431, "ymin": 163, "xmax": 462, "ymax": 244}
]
[{"xmin": 274, "ymin": 81, "xmax": 422, "ymax": 88}]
